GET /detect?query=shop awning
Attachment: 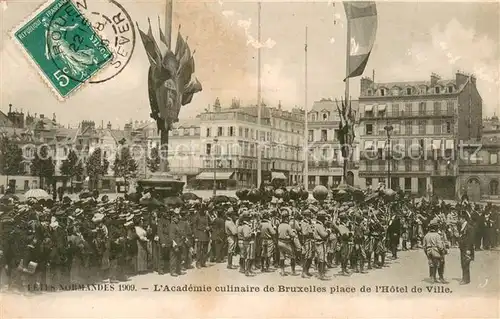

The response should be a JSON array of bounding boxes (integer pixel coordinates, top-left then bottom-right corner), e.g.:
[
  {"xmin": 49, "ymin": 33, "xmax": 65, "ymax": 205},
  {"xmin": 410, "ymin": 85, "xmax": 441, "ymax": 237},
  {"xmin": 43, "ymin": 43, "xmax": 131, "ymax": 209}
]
[
  {"xmin": 445, "ymin": 140, "xmax": 454, "ymax": 149},
  {"xmin": 271, "ymin": 172, "xmax": 287, "ymax": 180},
  {"xmin": 196, "ymin": 171, "xmax": 234, "ymax": 180},
  {"xmin": 432, "ymin": 140, "xmax": 442, "ymax": 150},
  {"xmin": 377, "ymin": 104, "xmax": 387, "ymax": 112},
  {"xmin": 364, "ymin": 141, "xmax": 374, "ymax": 150},
  {"xmin": 377, "ymin": 140, "xmax": 386, "ymax": 149},
  {"xmin": 364, "ymin": 105, "xmax": 373, "ymax": 112}
]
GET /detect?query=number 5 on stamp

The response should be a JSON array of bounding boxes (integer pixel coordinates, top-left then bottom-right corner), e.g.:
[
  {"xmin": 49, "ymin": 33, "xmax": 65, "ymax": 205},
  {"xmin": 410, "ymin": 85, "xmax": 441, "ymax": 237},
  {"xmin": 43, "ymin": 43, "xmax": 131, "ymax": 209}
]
[{"xmin": 10, "ymin": 0, "xmax": 113, "ymax": 100}]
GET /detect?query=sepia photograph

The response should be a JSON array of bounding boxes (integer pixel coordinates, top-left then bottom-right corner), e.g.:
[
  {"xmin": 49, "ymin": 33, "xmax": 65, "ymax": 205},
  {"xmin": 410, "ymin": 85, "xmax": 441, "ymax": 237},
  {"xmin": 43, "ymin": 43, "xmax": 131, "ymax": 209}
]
[{"xmin": 0, "ymin": 0, "xmax": 499, "ymax": 318}]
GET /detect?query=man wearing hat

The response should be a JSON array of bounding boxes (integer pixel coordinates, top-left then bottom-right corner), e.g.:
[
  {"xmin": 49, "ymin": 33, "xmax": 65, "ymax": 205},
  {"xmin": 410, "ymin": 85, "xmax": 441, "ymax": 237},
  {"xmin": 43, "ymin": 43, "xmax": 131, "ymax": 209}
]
[
  {"xmin": 238, "ymin": 212, "xmax": 255, "ymax": 276},
  {"xmin": 156, "ymin": 211, "xmax": 170, "ymax": 275},
  {"xmin": 313, "ymin": 210, "xmax": 331, "ymax": 280},
  {"xmin": 300, "ymin": 209, "xmax": 314, "ymax": 278},
  {"xmin": 193, "ymin": 208, "xmax": 211, "ymax": 268},
  {"xmin": 458, "ymin": 212, "xmax": 474, "ymax": 285},
  {"xmin": 277, "ymin": 207, "xmax": 301, "ymax": 276},
  {"xmin": 422, "ymin": 219, "xmax": 447, "ymax": 283},
  {"xmin": 260, "ymin": 211, "xmax": 276, "ymax": 273},
  {"xmin": 225, "ymin": 208, "xmax": 238, "ymax": 270},
  {"xmin": 179, "ymin": 208, "xmax": 194, "ymax": 270},
  {"xmin": 167, "ymin": 211, "xmax": 184, "ymax": 277}
]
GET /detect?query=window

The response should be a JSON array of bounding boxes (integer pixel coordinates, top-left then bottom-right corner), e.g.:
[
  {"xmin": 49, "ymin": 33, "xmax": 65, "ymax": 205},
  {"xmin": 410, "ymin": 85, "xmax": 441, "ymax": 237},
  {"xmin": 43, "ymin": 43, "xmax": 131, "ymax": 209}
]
[
  {"xmin": 367, "ymin": 89, "xmax": 372, "ymax": 96},
  {"xmin": 446, "ymin": 101, "xmax": 455, "ymax": 115},
  {"xmin": 448, "ymin": 86, "xmax": 453, "ymax": 93},
  {"xmin": 195, "ymin": 127, "xmax": 200, "ymax": 135},
  {"xmin": 490, "ymin": 153, "xmax": 498, "ymax": 165},
  {"xmin": 434, "ymin": 119, "xmax": 442, "ymax": 134},
  {"xmin": 405, "ymin": 159, "xmax": 412, "ymax": 171},
  {"xmin": 321, "ymin": 129, "xmax": 327, "ymax": 141},
  {"xmin": 311, "ymin": 114, "xmax": 316, "ymax": 121},
  {"xmin": 418, "ymin": 102, "xmax": 426, "ymax": 115},
  {"xmin": 206, "ymin": 128, "xmax": 211, "ymax": 137},
  {"xmin": 419, "ymin": 120, "xmax": 426, "ymax": 134},
  {"xmin": 404, "ymin": 178, "xmax": 412, "ymax": 190},
  {"xmin": 229, "ymin": 126, "xmax": 234, "ymax": 136},
  {"xmin": 206, "ymin": 143, "xmax": 212, "ymax": 155},
  {"xmin": 183, "ymin": 128, "xmax": 189, "ymax": 136},
  {"xmin": 380, "ymin": 88, "xmax": 386, "ymax": 96},
  {"xmin": 228, "ymin": 160, "xmax": 233, "ymax": 168},
  {"xmin": 238, "ymin": 127, "xmax": 243, "ymax": 137},
  {"xmin": 308, "ymin": 130, "xmax": 314, "ymax": 142},
  {"xmin": 445, "ymin": 121, "xmax": 452, "ymax": 134},
  {"xmin": 404, "ymin": 103, "xmax": 412, "ymax": 115},
  {"xmin": 391, "ymin": 160, "xmax": 398, "ymax": 171},
  {"xmin": 366, "ymin": 161, "xmax": 372, "ymax": 171},
  {"xmin": 323, "ymin": 113, "xmax": 328, "ymax": 121},
  {"xmin": 404, "ymin": 121, "xmax": 412, "ymax": 135},
  {"xmin": 391, "ymin": 103, "xmax": 399, "ymax": 116},
  {"xmin": 434, "ymin": 102, "xmax": 441, "ymax": 115},
  {"xmin": 322, "ymin": 148, "xmax": 328, "ymax": 159},
  {"xmin": 406, "ymin": 88, "xmax": 412, "ymax": 95},
  {"xmin": 245, "ymin": 128, "xmax": 249, "ymax": 138},
  {"xmin": 419, "ymin": 160, "xmax": 425, "ymax": 171},
  {"xmin": 217, "ymin": 127, "xmax": 223, "ymax": 136},
  {"xmin": 366, "ymin": 124, "xmax": 373, "ymax": 135},
  {"xmin": 435, "ymin": 86, "xmax": 440, "ymax": 94}
]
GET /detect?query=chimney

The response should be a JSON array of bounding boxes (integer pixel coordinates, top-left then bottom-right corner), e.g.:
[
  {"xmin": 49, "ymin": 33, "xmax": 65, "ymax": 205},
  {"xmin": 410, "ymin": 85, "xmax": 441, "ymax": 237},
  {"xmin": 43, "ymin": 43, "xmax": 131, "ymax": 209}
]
[
  {"xmin": 278, "ymin": 100, "xmax": 282, "ymax": 110},
  {"xmin": 40, "ymin": 114, "xmax": 45, "ymax": 119},
  {"xmin": 430, "ymin": 73, "xmax": 440, "ymax": 86},
  {"xmin": 360, "ymin": 77, "xmax": 373, "ymax": 94},
  {"xmin": 455, "ymin": 71, "xmax": 470, "ymax": 88},
  {"xmin": 52, "ymin": 113, "xmax": 56, "ymax": 122},
  {"xmin": 213, "ymin": 97, "xmax": 221, "ymax": 112},
  {"xmin": 8, "ymin": 103, "xmax": 12, "ymax": 113}
]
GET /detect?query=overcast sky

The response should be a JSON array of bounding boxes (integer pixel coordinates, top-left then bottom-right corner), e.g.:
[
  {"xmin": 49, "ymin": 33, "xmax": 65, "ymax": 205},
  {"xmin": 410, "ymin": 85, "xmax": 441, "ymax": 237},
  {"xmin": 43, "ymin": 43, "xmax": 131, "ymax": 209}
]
[{"xmin": 1, "ymin": 0, "xmax": 499, "ymax": 128}]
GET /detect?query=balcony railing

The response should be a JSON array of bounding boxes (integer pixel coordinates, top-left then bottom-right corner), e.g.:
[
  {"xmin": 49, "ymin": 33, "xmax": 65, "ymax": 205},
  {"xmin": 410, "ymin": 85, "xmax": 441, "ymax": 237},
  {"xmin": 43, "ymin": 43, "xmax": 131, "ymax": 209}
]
[{"xmin": 360, "ymin": 110, "xmax": 454, "ymax": 119}]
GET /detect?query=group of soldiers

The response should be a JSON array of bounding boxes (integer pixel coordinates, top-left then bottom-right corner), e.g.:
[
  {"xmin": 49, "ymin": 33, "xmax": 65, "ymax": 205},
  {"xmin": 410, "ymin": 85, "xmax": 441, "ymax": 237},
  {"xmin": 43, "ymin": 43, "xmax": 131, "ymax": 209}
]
[{"xmin": 0, "ymin": 187, "xmax": 498, "ymax": 291}]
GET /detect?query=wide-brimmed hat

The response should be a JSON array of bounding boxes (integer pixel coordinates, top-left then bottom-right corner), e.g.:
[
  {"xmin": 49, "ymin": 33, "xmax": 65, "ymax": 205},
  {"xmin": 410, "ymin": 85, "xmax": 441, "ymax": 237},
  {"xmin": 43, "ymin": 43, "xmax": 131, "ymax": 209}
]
[{"xmin": 92, "ymin": 213, "xmax": 105, "ymax": 223}]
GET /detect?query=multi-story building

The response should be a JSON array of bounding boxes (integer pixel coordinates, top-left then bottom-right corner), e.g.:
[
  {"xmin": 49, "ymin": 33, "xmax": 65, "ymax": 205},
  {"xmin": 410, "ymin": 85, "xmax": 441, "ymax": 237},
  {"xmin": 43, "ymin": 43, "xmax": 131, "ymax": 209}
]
[
  {"xmin": 483, "ymin": 115, "xmax": 500, "ymax": 139},
  {"xmin": 458, "ymin": 136, "xmax": 500, "ymax": 202},
  {"xmin": 358, "ymin": 72, "xmax": 482, "ymax": 199},
  {"xmin": 197, "ymin": 98, "xmax": 304, "ymax": 189},
  {"xmin": 306, "ymin": 98, "xmax": 360, "ymax": 189}
]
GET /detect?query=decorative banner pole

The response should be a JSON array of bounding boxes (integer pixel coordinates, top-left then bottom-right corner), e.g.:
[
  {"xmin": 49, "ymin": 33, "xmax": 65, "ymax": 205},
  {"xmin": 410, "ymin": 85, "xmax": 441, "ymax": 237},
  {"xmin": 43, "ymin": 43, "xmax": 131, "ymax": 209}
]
[{"xmin": 136, "ymin": 0, "xmax": 202, "ymax": 172}]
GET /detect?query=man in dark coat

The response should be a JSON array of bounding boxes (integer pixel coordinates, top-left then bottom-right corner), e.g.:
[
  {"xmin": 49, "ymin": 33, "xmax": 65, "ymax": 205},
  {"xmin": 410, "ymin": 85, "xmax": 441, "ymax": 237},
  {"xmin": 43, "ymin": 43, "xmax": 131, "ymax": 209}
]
[
  {"xmin": 211, "ymin": 210, "xmax": 226, "ymax": 263},
  {"xmin": 156, "ymin": 211, "xmax": 170, "ymax": 275},
  {"xmin": 387, "ymin": 209, "xmax": 401, "ymax": 260},
  {"xmin": 193, "ymin": 209, "xmax": 210, "ymax": 268},
  {"xmin": 167, "ymin": 212, "xmax": 184, "ymax": 277},
  {"xmin": 458, "ymin": 212, "xmax": 475, "ymax": 285}
]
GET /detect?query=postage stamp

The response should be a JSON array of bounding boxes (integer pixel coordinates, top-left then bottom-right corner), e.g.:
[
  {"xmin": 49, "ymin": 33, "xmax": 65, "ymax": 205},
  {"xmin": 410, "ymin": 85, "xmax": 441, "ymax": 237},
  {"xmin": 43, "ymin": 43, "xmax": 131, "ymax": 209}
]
[{"xmin": 10, "ymin": 0, "xmax": 113, "ymax": 100}]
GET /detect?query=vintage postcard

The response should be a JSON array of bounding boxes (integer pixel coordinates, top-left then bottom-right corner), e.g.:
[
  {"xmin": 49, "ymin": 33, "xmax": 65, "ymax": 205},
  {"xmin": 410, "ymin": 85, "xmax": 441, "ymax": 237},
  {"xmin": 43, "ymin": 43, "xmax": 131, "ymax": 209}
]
[{"xmin": 0, "ymin": 0, "xmax": 499, "ymax": 318}]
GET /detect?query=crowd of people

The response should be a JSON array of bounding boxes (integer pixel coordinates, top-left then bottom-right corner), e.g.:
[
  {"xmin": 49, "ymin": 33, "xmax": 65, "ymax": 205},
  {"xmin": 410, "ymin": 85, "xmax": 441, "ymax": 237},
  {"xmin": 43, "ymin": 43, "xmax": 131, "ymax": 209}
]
[{"xmin": 0, "ymin": 185, "xmax": 498, "ymax": 292}]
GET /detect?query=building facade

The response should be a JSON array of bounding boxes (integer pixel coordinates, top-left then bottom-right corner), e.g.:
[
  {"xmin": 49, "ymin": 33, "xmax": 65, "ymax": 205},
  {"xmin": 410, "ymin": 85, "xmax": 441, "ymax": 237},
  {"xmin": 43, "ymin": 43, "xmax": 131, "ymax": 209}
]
[
  {"xmin": 306, "ymin": 98, "xmax": 360, "ymax": 189},
  {"xmin": 197, "ymin": 99, "xmax": 304, "ymax": 189},
  {"xmin": 357, "ymin": 72, "xmax": 482, "ymax": 199},
  {"xmin": 458, "ymin": 136, "xmax": 500, "ymax": 202}
]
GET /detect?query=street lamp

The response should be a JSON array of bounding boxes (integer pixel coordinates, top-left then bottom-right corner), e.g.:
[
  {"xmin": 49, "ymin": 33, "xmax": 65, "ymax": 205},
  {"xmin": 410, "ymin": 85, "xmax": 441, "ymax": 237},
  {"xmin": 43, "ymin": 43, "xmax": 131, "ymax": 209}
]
[
  {"xmin": 384, "ymin": 123, "xmax": 394, "ymax": 189},
  {"xmin": 213, "ymin": 137, "xmax": 218, "ymax": 196}
]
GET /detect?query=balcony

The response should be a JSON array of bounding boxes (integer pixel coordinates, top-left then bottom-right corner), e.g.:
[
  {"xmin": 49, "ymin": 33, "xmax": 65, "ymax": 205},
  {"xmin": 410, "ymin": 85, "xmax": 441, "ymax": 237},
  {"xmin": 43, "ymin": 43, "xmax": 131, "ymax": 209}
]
[{"xmin": 360, "ymin": 110, "xmax": 454, "ymax": 120}]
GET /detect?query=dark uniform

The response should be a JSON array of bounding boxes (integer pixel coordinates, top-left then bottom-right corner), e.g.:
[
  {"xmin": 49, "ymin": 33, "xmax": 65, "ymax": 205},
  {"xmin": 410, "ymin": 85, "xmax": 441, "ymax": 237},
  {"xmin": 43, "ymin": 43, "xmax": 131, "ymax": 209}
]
[
  {"xmin": 300, "ymin": 214, "xmax": 314, "ymax": 277},
  {"xmin": 313, "ymin": 214, "xmax": 330, "ymax": 280},
  {"xmin": 260, "ymin": 214, "xmax": 276, "ymax": 272},
  {"xmin": 167, "ymin": 214, "xmax": 184, "ymax": 276},
  {"xmin": 179, "ymin": 211, "xmax": 193, "ymax": 269},
  {"xmin": 458, "ymin": 214, "xmax": 474, "ymax": 284},
  {"xmin": 156, "ymin": 213, "xmax": 170, "ymax": 274},
  {"xmin": 193, "ymin": 212, "xmax": 210, "ymax": 268}
]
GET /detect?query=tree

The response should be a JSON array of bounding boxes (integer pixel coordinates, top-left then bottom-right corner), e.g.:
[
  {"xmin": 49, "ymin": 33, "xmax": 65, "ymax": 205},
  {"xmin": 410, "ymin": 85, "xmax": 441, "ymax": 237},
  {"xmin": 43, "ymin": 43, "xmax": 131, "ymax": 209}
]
[
  {"xmin": 60, "ymin": 149, "xmax": 84, "ymax": 190},
  {"xmin": 0, "ymin": 136, "xmax": 24, "ymax": 176},
  {"xmin": 113, "ymin": 141, "xmax": 138, "ymax": 185},
  {"xmin": 31, "ymin": 144, "xmax": 55, "ymax": 189},
  {"xmin": 86, "ymin": 147, "xmax": 109, "ymax": 190},
  {"xmin": 146, "ymin": 146, "xmax": 160, "ymax": 173}
]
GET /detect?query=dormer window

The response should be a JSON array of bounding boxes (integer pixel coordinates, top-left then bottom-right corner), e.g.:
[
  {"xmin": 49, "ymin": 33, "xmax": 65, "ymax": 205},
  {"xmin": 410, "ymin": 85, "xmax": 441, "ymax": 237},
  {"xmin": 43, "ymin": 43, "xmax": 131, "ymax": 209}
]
[
  {"xmin": 406, "ymin": 88, "xmax": 412, "ymax": 95},
  {"xmin": 322, "ymin": 113, "xmax": 328, "ymax": 121},
  {"xmin": 447, "ymin": 86, "xmax": 453, "ymax": 93},
  {"xmin": 367, "ymin": 89, "xmax": 372, "ymax": 96},
  {"xmin": 435, "ymin": 86, "xmax": 440, "ymax": 94},
  {"xmin": 380, "ymin": 89, "xmax": 386, "ymax": 96}
]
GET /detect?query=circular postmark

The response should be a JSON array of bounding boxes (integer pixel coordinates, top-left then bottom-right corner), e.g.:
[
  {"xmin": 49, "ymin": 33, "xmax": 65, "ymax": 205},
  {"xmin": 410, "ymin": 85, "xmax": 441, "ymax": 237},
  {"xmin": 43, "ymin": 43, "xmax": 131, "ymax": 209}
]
[{"xmin": 47, "ymin": 0, "xmax": 135, "ymax": 84}]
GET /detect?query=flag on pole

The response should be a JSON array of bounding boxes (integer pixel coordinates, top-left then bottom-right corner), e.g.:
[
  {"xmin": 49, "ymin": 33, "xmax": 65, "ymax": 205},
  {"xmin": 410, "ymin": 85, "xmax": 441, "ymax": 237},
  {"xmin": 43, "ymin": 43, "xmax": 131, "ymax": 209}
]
[{"xmin": 343, "ymin": 1, "xmax": 377, "ymax": 81}]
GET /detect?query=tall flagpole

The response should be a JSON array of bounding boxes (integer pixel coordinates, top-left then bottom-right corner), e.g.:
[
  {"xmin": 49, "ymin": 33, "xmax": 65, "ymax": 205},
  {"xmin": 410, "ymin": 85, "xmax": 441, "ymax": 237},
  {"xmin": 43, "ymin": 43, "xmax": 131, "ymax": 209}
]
[
  {"xmin": 303, "ymin": 26, "xmax": 308, "ymax": 189},
  {"xmin": 257, "ymin": 2, "xmax": 262, "ymax": 188},
  {"xmin": 165, "ymin": 0, "xmax": 173, "ymax": 49},
  {"xmin": 343, "ymin": 12, "xmax": 351, "ymax": 184}
]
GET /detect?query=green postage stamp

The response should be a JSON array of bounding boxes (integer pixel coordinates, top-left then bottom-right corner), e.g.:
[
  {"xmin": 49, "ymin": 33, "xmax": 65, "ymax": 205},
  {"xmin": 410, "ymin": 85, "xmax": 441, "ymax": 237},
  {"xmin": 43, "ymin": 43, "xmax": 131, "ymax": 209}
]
[{"xmin": 11, "ymin": 0, "xmax": 113, "ymax": 100}]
